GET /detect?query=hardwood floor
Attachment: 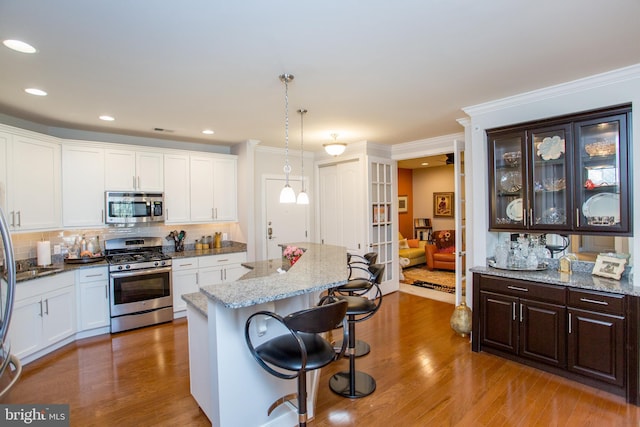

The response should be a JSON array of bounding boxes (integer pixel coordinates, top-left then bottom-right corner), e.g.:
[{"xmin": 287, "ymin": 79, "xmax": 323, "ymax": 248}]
[{"xmin": 4, "ymin": 291, "xmax": 640, "ymax": 426}]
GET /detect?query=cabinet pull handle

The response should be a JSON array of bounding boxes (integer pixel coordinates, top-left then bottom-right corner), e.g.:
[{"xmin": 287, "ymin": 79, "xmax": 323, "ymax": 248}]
[
  {"xmin": 45, "ymin": 299, "xmax": 49, "ymax": 315},
  {"xmin": 576, "ymin": 208, "xmax": 580, "ymax": 227},
  {"xmin": 520, "ymin": 303, "xmax": 523, "ymax": 322},
  {"xmin": 137, "ymin": 176, "xmax": 140, "ymax": 189},
  {"xmin": 196, "ymin": 272, "xmax": 199, "ymax": 285},
  {"xmin": 507, "ymin": 285, "xmax": 529, "ymax": 292},
  {"xmin": 101, "ymin": 209, "xmax": 104, "ymax": 222},
  {"xmin": 212, "ymin": 208, "xmax": 215, "ymax": 219},
  {"xmin": 86, "ymin": 273, "xmax": 102, "ymax": 278},
  {"xmin": 568, "ymin": 312, "xmax": 572, "ymax": 334},
  {"xmin": 10, "ymin": 211, "xmax": 15, "ymax": 227},
  {"xmin": 512, "ymin": 302, "xmax": 516, "ymax": 321},
  {"xmin": 105, "ymin": 284, "xmax": 108, "ymax": 300},
  {"xmin": 217, "ymin": 259, "xmax": 229, "ymax": 263},
  {"xmin": 179, "ymin": 263, "xmax": 194, "ymax": 267},
  {"xmin": 214, "ymin": 208, "xmax": 218, "ymax": 219},
  {"xmin": 133, "ymin": 176, "xmax": 136, "ymax": 189},
  {"xmin": 39, "ymin": 300, "xmax": 43, "ymax": 317},
  {"xmin": 224, "ymin": 268, "xmax": 227, "ymax": 281},
  {"xmin": 529, "ymin": 208, "xmax": 533, "ymax": 227},
  {"xmin": 579, "ymin": 297, "xmax": 608, "ymax": 306},
  {"xmin": 16, "ymin": 211, "xmax": 21, "ymax": 227},
  {"xmin": 523, "ymin": 207, "xmax": 527, "ymax": 227}
]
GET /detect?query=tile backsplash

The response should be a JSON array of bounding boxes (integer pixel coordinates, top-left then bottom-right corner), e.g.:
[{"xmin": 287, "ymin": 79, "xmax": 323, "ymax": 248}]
[{"xmin": 10, "ymin": 222, "xmax": 243, "ymax": 261}]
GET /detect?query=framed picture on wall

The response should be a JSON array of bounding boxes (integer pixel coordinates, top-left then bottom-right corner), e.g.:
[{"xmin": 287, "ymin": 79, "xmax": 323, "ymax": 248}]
[
  {"xmin": 398, "ymin": 196, "xmax": 408, "ymax": 213},
  {"xmin": 434, "ymin": 192, "xmax": 454, "ymax": 217}
]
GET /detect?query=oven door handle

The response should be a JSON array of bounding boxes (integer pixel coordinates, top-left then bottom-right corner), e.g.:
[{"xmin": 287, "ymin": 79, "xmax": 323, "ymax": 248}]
[{"xmin": 110, "ymin": 266, "xmax": 172, "ymax": 279}]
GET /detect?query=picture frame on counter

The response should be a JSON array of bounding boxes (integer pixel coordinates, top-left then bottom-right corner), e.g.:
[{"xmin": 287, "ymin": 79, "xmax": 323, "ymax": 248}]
[{"xmin": 592, "ymin": 254, "xmax": 627, "ymax": 280}]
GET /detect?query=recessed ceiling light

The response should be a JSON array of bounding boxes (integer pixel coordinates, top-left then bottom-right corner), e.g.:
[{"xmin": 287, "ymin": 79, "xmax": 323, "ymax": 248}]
[
  {"xmin": 202, "ymin": 129, "xmax": 214, "ymax": 135},
  {"xmin": 99, "ymin": 115, "xmax": 115, "ymax": 121},
  {"xmin": 421, "ymin": 162, "xmax": 429, "ymax": 166},
  {"xmin": 3, "ymin": 39, "xmax": 37, "ymax": 53},
  {"xmin": 24, "ymin": 88, "xmax": 47, "ymax": 96}
]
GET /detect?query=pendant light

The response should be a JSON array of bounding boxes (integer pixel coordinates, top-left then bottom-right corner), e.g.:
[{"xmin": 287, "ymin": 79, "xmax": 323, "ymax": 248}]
[
  {"xmin": 324, "ymin": 133, "xmax": 347, "ymax": 156},
  {"xmin": 296, "ymin": 109, "xmax": 309, "ymax": 205},
  {"xmin": 279, "ymin": 73, "xmax": 296, "ymax": 203}
]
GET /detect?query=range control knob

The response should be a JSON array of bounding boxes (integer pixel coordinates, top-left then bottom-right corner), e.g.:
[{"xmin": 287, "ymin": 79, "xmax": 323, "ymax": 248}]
[
  {"xmin": 125, "ymin": 264, "xmax": 131, "ymax": 270},
  {"xmin": 154, "ymin": 261, "xmax": 159, "ymax": 267}
]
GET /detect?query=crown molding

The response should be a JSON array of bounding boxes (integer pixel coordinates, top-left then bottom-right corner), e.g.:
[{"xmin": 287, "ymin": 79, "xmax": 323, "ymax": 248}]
[
  {"xmin": 463, "ymin": 63, "xmax": 640, "ymax": 117},
  {"xmin": 391, "ymin": 132, "xmax": 464, "ymax": 160}
]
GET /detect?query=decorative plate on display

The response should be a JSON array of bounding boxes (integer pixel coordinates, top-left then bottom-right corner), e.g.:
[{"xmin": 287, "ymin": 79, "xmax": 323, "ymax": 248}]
[
  {"xmin": 537, "ymin": 135, "xmax": 565, "ymax": 160},
  {"xmin": 499, "ymin": 171, "xmax": 522, "ymax": 193},
  {"xmin": 582, "ymin": 193, "xmax": 620, "ymax": 224},
  {"xmin": 506, "ymin": 198, "xmax": 523, "ymax": 221}
]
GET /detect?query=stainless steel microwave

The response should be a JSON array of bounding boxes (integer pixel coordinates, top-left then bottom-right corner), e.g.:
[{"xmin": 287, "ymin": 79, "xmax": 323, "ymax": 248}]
[{"xmin": 105, "ymin": 192, "xmax": 165, "ymax": 224}]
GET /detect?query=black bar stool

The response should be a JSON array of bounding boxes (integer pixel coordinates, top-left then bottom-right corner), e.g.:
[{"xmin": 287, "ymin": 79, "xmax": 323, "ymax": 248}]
[
  {"xmin": 323, "ymin": 264, "xmax": 384, "ymax": 398},
  {"xmin": 331, "ymin": 263, "xmax": 384, "ymax": 357},
  {"xmin": 245, "ymin": 300, "xmax": 348, "ymax": 427}
]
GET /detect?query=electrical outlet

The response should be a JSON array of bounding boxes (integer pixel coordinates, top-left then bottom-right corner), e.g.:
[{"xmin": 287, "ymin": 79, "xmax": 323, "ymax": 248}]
[{"xmin": 53, "ymin": 244, "xmax": 61, "ymax": 255}]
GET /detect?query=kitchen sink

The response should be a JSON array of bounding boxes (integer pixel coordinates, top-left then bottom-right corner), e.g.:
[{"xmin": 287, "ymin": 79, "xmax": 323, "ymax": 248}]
[{"xmin": 15, "ymin": 266, "xmax": 64, "ymax": 281}]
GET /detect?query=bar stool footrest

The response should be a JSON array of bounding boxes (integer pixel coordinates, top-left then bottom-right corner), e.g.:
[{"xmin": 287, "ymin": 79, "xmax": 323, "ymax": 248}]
[{"xmin": 329, "ymin": 371, "xmax": 376, "ymax": 398}]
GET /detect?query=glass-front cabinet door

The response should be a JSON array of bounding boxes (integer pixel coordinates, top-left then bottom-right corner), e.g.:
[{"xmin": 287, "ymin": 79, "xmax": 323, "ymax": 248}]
[
  {"xmin": 574, "ymin": 112, "xmax": 630, "ymax": 234},
  {"xmin": 529, "ymin": 125, "xmax": 572, "ymax": 231},
  {"xmin": 488, "ymin": 131, "xmax": 526, "ymax": 230}
]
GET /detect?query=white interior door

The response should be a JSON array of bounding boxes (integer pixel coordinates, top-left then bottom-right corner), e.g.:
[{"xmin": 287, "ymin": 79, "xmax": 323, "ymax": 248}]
[
  {"xmin": 265, "ymin": 178, "xmax": 309, "ymax": 260},
  {"xmin": 453, "ymin": 139, "xmax": 467, "ymax": 306}
]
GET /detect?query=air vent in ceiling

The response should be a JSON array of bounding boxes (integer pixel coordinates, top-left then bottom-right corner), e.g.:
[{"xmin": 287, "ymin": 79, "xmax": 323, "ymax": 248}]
[{"xmin": 153, "ymin": 127, "xmax": 175, "ymax": 133}]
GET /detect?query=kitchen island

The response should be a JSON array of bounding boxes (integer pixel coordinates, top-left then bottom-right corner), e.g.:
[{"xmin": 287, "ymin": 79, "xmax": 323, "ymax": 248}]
[{"xmin": 183, "ymin": 243, "xmax": 348, "ymax": 426}]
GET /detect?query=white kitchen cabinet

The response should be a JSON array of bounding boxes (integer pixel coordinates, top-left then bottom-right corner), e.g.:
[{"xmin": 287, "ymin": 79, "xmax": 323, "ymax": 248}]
[
  {"xmin": 5, "ymin": 132, "xmax": 61, "ymax": 231},
  {"xmin": 62, "ymin": 143, "xmax": 106, "ymax": 227},
  {"xmin": 77, "ymin": 267, "xmax": 110, "ymax": 332},
  {"xmin": 212, "ymin": 157, "xmax": 237, "ymax": 221},
  {"xmin": 189, "ymin": 155, "xmax": 216, "ymax": 222},
  {"xmin": 105, "ymin": 148, "xmax": 163, "ymax": 191},
  {"xmin": 9, "ymin": 271, "xmax": 76, "ymax": 362},
  {"xmin": 171, "ymin": 253, "xmax": 247, "ymax": 317},
  {"xmin": 164, "ymin": 153, "xmax": 191, "ymax": 224},
  {"xmin": 190, "ymin": 154, "xmax": 238, "ymax": 222},
  {"xmin": 199, "ymin": 252, "xmax": 248, "ymax": 286},
  {"xmin": 172, "ymin": 257, "xmax": 199, "ymax": 314}
]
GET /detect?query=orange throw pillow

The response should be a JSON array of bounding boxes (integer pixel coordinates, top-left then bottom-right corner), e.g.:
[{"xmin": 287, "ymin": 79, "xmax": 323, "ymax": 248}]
[{"xmin": 407, "ymin": 239, "xmax": 420, "ymax": 248}]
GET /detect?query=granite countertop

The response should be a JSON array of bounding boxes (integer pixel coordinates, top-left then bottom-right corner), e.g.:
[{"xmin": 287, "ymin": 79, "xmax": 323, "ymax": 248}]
[
  {"xmin": 14, "ymin": 259, "xmax": 108, "ymax": 283},
  {"xmin": 471, "ymin": 265, "xmax": 639, "ymax": 296},
  {"xmin": 182, "ymin": 292, "xmax": 208, "ymax": 317},
  {"xmin": 198, "ymin": 242, "xmax": 348, "ymax": 309}
]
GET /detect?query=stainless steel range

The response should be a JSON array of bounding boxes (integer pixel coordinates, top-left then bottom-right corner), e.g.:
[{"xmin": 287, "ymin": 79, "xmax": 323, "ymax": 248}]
[{"xmin": 105, "ymin": 237, "xmax": 173, "ymax": 333}]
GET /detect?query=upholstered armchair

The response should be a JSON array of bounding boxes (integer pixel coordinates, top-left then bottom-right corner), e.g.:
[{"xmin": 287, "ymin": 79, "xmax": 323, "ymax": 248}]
[{"xmin": 425, "ymin": 230, "xmax": 456, "ymax": 271}]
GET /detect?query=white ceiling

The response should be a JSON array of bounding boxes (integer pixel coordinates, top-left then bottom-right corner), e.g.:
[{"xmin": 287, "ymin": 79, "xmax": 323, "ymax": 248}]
[{"xmin": 1, "ymin": 1, "xmax": 639, "ymax": 152}]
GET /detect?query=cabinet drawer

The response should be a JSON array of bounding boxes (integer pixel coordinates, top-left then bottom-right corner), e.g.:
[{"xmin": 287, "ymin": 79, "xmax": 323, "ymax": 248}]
[
  {"xmin": 479, "ymin": 275, "xmax": 565, "ymax": 305},
  {"xmin": 568, "ymin": 288, "xmax": 625, "ymax": 315},
  {"xmin": 172, "ymin": 257, "xmax": 200, "ymax": 271},
  {"xmin": 198, "ymin": 252, "xmax": 247, "ymax": 268},
  {"xmin": 77, "ymin": 267, "xmax": 108, "ymax": 283}
]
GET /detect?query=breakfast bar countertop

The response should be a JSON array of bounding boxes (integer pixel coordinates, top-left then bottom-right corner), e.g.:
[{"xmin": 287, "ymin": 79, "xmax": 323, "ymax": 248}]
[{"xmin": 198, "ymin": 242, "xmax": 348, "ymax": 309}]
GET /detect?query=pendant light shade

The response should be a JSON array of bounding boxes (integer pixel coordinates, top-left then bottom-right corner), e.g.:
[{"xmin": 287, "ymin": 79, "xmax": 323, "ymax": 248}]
[
  {"xmin": 297, "ymin": 108, "xmax": 309, "ymax": 205},
  {"xmin": 279, "ymin": 73, "xmax": 296, "ymax": 204},
  {"xmin": 324, "ymin": 133, "xmax": 347, "ymax": 156},
  {"xmin": 280, "ymin": 185, "xmax": 296, "ymax": 203}
]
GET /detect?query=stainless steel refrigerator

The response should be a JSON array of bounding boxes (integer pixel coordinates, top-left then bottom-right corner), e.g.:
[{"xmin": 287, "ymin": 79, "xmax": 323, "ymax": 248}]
[{"xmin": 0, "ymin": 207, "xmax": 21, "ymax": 398}]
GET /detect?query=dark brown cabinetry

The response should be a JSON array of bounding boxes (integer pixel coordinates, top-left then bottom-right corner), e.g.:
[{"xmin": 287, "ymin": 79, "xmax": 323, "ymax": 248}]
[
  {"xmin": 479, "ymin": 276, "xmax": 566, "ymax": 368},
  {"xmin": 567, "ymin": 288, "xmax": 625, "ymax": 387},
  {"xmin": 487, "ymin": 104, "xmax": 632, "ymax": 235},
  {"xmin": 472, "ymin": 273, "xmax": 639, "ymax": 404}
]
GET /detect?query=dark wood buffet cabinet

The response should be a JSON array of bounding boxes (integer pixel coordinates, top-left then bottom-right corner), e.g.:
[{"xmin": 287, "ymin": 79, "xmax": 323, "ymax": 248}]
[{"xmin": 472, "ymin": 273, "xmax": 639, "ymax": 404}]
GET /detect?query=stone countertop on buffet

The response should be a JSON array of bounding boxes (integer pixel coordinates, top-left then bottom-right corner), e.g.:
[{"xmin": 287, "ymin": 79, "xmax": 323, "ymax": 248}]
[
  {"xmin": 471, "ymin": 264, "xmax": 639, "ymax": 297},
  {"xmin": 166, "ymin": 241, "xmax": 247, "ymax": 259},
  {"xmin": 197, "ymin": 242, "xmax": 348, "ymax": 309}
]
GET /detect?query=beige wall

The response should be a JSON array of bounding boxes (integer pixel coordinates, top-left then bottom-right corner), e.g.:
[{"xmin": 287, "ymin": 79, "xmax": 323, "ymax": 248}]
[{"xmin": 412, "ymin": 165, "xmax": 455, "ymax": 233}]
